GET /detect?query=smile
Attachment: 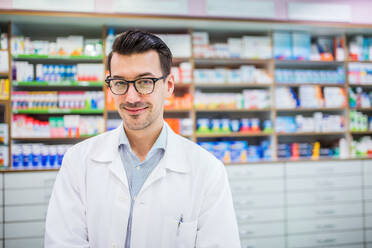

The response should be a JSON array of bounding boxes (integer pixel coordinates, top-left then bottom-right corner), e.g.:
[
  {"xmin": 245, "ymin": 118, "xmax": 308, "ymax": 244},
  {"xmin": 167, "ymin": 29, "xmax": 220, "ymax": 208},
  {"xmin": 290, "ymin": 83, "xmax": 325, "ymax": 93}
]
[{"xmin": 123, "ymin": 107, "xmax": 148, "ymax": 115}]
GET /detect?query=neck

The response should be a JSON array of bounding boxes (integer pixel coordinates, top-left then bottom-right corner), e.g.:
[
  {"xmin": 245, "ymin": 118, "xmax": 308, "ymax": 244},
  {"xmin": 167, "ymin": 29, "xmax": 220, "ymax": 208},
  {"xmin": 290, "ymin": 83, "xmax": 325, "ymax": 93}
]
[{"xmin": 124, "ymin": 119, "xmax": 163, "ymax": 161}]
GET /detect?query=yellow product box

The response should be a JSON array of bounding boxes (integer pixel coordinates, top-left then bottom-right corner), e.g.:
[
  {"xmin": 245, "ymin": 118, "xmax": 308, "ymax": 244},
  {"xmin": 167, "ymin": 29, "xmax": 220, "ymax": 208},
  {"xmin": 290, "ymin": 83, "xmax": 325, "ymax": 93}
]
[{"xmin": 0, "ymin": 79, "xmax": 9, "ymax": 100}]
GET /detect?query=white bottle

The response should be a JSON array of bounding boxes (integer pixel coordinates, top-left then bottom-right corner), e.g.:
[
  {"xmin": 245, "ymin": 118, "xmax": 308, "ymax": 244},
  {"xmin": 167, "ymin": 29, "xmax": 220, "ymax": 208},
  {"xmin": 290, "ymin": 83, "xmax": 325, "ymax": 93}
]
[{"xmin": 105, "ymin": 28, "xmax": 115, "ymax": 56}]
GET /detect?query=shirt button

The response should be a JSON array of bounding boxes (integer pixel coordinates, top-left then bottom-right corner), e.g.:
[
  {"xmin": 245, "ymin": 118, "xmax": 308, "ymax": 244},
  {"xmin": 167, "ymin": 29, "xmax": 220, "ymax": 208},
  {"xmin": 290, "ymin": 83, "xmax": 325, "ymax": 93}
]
[
  {"xmin": 136, "ymin": 166, "xmax": 140, "ymax": 170},
  {"xmin": 112, "ymin": 243, "xmax": 118, "ymax": 248},
  {"xmin": 119, "ymin": 196, "xmax": 126, "ymax": 202}
]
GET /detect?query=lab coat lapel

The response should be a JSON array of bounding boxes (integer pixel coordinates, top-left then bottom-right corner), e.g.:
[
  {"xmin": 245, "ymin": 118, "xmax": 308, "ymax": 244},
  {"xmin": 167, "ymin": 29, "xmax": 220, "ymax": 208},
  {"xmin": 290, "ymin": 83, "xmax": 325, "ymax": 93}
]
[
  {"xmin": 108, "ymin": 152, "xmax": 129, "ymax": 189},
  {"xmin": 139, "ymin": 123, "xmax": 189, "ymax": 194},
  {"xmin": 90, "ymin": 124, "xmax": 129, "ymax": 189}
]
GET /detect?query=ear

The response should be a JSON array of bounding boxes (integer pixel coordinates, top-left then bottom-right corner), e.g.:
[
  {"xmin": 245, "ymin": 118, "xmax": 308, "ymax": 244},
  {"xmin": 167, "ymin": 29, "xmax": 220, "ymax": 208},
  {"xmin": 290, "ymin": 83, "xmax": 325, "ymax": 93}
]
[{"xmin": 165, "ymin": 74, "xmax": 175, "ymax": 98}]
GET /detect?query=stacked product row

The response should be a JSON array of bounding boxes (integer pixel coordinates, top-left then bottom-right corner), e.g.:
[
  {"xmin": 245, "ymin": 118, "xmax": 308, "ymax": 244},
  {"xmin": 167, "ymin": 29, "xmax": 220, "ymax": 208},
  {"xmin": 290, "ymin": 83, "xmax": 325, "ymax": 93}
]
[
  {"xmin": 11, "ymin": 143, "xmax": 71, "ymax": 168},
  {"xmin": 13, "ymin": 62, "xmax": 104, "ymax": 82},
  {"xmin": 194, "ymin": 66, "xmax": 272, "ymax": 84},
  {"xmin": 276, "ymin": 113, "xmax": 345, "ymax": 133},
  {"xmin": 12, "ymin": 115, "xmax": 104, "ymax": 138},
  {"xmin": 196, "ymin": 118, "xmax": 273, "ymax": 134},
  {"xmin": 278, "ymin": 138, "xmax": 348, "ymax": 160},
  {"xmin": 275, "ymin": 86, "xmax": 346, "ymax": 109},
  {"xmin": 275, "ymin": 68, "xmax": 345, "ymax": 84},
  {"xmin": 194, "ymin": 90, "xmax": 270, "ymax": 110},
  {"xmin": 12, "ymin": 35, "xmax": 102, "ymax": 57},
  {"xmin": 198, "ymin": 140, "xmax": 272, "ymax": 163},
  {"xmin": 12, "ymin": 91, "xmax": 104, "ymax": 110}
]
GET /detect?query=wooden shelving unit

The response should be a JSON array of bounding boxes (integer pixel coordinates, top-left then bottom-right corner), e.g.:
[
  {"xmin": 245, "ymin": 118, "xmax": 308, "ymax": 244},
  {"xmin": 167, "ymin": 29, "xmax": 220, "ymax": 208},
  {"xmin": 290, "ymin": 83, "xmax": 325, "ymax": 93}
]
[{"xmin": 0, "ymin": 10, "xmax": 370, "ymax": 168}]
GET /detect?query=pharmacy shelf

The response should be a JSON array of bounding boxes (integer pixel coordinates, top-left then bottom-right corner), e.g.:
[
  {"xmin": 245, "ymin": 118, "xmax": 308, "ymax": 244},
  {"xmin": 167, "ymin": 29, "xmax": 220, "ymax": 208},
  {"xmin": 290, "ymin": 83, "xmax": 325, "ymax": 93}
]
[
  {"xmin": 277, "ymin": 131, "xmax": 345, "ymax": 136},
  {"xmin": 350, "ymin": 130, "xmax": 372, "ymax": 135},
  {"xmin": 13, "ymin": 81, "xmax": 103, "ymax": 87},
  {"xmin": 164, "ymin": 108, "xmax": 193, "ymax": 113},
  {"xmin": 194, "ymin": 58, "xmax": 271, "ymax": 66},
  {"xmin": 174, "ymin": 83, "xmax": 193, "ymax": 88},
  {"xmin": 196, "ymin": 108, "xmax": 272, "ymax": 112},
  {"xmin": 351, "ymin": 107, "xmax": 372, "ymax": 111},
  {"xmin": 107, "ymin": 109, "xmax": 193, "ymax": 113},
  {"xmin": 224, "ymin": 160, "xmax": 276, "ymax": 165},
  {"xmin": 12, "ymin": 136, "xmax": 96, "ymax": 141},
  {"xmin": 277, "ymin": 156, "xmax": 342, "ymax": 163},
  {"xmin": 0, "ymin": 72, "xmax": 8, "ymax": 76},
  {"xmin": 12, "ymin": 109, "xmax": 104, "ymax": 114},
  {"xmin": 275, "ymin": 83, "xmax": 345, "ymax": 87},
  {"xmin": 0, "ymin": 99, "xmax": 9, "ymax": 105},
  {"xmin": 276, "ymin": 107, "xmax": 345, "ymax": 112},
  {"xmin": 196, "ymin": 132, "xmax": 272, "ymax": 138},
  {"xmin": 346, "ymin": 60, "xmax": 372, "ymax": 64},
  {"xmin": 12, "ymin": 54, "xmax": 103, "ymax": 61},
  {"xmin": 173, "ymin": 57, "xmax": 191, "ymax": 63},
  {"xmin": 0, "ymin": 49, "xmax": 7, "ymax": 52},
  {"xmin": 275, "ymin": 60, "xmax": 344, "ymax": 66},
  {"xmin": 195, "ymin": 83, "xmax": 272, "ymax": 88},
  {"xmin": 349, "ymin": 84, "xmax": 372, "ymax": 87},
  {"xmin": 1, "ymin": 167, "xmax": 60, "ymax": 172}
]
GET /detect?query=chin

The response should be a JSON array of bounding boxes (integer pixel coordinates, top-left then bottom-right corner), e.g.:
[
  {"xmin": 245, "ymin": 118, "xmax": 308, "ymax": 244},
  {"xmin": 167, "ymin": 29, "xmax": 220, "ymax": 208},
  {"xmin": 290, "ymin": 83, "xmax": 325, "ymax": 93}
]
[{"xmin": 124, "ymin": 120, "xmax": 152, "ymax": 131}]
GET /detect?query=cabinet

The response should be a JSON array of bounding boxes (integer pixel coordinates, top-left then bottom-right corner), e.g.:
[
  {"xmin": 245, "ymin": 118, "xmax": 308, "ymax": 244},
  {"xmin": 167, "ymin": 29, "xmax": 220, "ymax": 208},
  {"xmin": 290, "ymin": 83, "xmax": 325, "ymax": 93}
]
[{"xmin": 226, "ymin": 160, "xmax": 371, "ymax": 248}]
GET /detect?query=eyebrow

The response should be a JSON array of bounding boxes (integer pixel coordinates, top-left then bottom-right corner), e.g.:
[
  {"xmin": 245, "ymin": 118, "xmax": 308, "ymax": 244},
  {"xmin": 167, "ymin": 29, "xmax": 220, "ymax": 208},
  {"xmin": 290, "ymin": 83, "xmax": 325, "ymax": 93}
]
[{"xmin": 112, "ymin": 72, "xmax": 156, "ymax": 79}]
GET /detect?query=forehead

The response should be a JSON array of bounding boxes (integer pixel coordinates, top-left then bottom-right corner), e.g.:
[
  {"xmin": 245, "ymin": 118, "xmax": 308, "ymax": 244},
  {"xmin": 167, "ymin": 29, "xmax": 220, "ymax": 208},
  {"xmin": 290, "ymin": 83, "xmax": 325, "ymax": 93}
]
[{"xmin": 110, "ymin": 51, "xmax": 162, "ymax": 77}]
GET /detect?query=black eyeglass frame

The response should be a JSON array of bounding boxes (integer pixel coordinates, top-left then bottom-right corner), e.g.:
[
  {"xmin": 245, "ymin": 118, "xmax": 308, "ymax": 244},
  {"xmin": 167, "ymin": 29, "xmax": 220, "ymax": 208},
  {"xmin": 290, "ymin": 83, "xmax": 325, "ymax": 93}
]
[{"xmin": 105, "ymin": 74, "xmax": 168, "ymax": 95}]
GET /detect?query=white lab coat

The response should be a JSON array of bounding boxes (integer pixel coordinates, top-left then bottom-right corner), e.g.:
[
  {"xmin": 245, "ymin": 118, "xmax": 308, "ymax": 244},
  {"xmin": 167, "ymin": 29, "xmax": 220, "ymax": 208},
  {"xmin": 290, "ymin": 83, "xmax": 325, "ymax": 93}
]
[{"xmin": 45, "ymin": 123, "xmax": 241, "ymax": 248}]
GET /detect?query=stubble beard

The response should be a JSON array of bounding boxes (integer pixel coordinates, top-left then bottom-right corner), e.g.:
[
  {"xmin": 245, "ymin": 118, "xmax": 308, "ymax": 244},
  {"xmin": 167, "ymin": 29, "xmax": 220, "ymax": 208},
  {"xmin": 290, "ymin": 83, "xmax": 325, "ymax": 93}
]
[{"xmin": 119, "ymin": 102, "xmax": 157, "ymax": 131}]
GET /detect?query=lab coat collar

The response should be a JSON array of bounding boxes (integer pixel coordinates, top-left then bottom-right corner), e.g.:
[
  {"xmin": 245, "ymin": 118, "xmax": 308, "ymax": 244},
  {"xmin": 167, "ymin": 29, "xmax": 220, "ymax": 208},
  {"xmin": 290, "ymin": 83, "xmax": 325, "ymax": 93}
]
[{"xmin": 90, "ymin": 121, "xmax": 190, "ymax": 174}]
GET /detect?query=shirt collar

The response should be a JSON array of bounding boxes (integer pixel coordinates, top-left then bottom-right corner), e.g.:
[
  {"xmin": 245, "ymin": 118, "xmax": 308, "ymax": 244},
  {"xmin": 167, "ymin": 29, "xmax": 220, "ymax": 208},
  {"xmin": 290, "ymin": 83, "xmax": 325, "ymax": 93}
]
[{"xmin": 119, "ymin": 123, "xmax": 167, "ymax": 152}]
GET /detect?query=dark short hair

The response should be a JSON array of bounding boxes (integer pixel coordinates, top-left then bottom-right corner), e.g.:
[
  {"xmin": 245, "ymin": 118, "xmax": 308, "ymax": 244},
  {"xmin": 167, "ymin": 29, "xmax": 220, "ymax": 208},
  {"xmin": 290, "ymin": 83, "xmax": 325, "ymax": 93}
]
[{"xmin": 107, "ymin": 29, "xmax": 172, "ymax": 76}]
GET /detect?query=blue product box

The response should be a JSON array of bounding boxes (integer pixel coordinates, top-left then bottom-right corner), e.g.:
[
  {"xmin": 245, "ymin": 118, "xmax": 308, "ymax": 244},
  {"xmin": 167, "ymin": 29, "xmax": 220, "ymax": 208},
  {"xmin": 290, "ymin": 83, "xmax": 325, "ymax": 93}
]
[
  {"xmin": 230, "ymin": 141, "xmax": 248, "ymax": 163},
  {"xmin": 292, "ymin": 32, "xmax": 311, "ymax": 60},
  {"xmin": 211, "ymin": 119, "xmax": 221, "ymax": 133},
  {"xmin": 230, "ymin": 119, "xmax": 240, "ymax": 132},
  {"xmin": 49, "ymin": 145, "xmax": 57, "ymax": 167},
  {"xmin": 40, "ymin": 145, "xmax": 49, "ymax": 167},
  {"xmin": 213, "ymin": 142, "xmax": 230, "ymax": 163},
  {"xmin": 31, "ymin": 144, "xmax": 41, "ymax": 167},
  {"xmin": 273, "ymin": 32, "xmax": 292, "ymax": 60},
  {"xmin": 12, "ymin": 145, "xmax": 22, "ymax": 168},
  {"xmin": 247, "ymin": 146, "xmax": 260, "ymax": 161},
  {"xmin": 198, "ymin": 142, "xmax": 214, "ymax": 155}
]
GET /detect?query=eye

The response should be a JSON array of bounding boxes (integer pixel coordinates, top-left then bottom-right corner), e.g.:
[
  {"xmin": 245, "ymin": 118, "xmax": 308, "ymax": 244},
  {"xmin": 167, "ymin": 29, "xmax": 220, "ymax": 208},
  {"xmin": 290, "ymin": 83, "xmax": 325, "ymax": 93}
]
[
  {"xmin": 113, "ymin": 80, "xmax": 127, "ymax": 87},
  {"xmin": 137, "ymin": 78, "xmax": 154, "ymax": 85}
]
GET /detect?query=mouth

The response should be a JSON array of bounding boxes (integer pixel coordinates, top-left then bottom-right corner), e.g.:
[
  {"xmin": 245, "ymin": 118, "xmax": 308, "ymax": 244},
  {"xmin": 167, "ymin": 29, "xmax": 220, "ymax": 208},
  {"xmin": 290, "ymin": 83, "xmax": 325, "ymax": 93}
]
[{"xmin": 123, "ymin": 106, "xmax": 148, "ymax": 115}]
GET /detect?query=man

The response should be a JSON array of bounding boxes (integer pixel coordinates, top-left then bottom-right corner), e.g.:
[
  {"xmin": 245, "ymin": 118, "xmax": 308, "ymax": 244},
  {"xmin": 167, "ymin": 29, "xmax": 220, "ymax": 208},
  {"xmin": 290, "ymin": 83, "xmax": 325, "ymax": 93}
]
[{"xmin": 45, "ymin": 29, "xmax": 241, "ymax": 248}]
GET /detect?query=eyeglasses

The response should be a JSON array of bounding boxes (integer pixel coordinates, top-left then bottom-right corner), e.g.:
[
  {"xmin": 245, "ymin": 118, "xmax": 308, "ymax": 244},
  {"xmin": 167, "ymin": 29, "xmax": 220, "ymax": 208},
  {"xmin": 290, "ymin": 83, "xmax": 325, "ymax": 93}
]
[{"xmin": 105, "ymin": 75, "xmax": 168, "ymax": 95}]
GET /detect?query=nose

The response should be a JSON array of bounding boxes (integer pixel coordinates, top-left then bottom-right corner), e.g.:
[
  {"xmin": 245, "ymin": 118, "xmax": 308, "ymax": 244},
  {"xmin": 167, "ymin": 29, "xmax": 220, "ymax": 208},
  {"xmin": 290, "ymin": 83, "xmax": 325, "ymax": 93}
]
[{"xmin": 125, "ymin": 83, "xmax": 141, "ymax": 103}]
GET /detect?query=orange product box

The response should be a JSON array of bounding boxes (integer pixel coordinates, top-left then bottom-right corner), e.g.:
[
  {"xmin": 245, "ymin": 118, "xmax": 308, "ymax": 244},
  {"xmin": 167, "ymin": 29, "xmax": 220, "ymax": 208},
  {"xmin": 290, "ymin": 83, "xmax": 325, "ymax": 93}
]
[
  {"xmin": 164, "ymin": 118, "xmax": 180, "ymax": 134},
  {"xmin": 105, "ymin": 89, "xmax": 116, "ymax": 111}
]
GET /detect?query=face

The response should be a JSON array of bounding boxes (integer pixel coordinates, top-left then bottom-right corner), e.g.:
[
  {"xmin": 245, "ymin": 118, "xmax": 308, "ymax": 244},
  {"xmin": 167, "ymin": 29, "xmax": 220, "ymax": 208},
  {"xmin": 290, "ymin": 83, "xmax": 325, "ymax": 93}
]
[{"xmin": 109, "ymin": 51, "xmax": 174, "ymax": 131}]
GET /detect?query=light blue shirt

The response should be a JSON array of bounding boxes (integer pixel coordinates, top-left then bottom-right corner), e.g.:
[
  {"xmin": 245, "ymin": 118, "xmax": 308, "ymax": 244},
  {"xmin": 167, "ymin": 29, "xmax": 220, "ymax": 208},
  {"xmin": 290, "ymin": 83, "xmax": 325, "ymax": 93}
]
[{"xmin": 118, "ymin": 123, "xmax": 167, "ymax": 248}]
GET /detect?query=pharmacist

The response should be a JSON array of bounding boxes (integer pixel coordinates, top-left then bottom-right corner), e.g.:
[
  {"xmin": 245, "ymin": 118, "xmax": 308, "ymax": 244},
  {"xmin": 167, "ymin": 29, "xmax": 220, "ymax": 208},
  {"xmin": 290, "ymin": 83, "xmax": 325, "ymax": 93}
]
[{"xmin": 45, "ymin": 30, "xmax": 240, "ymax": 248}]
